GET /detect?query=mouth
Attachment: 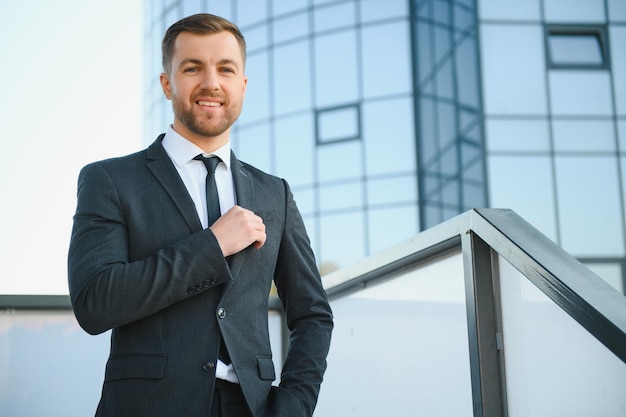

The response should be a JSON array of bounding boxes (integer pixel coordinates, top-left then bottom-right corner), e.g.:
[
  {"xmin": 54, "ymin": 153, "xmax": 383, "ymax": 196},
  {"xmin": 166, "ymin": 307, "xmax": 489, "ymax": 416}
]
[{"xmin": 196, "ymin": 100, "xmax": 222, "ymax": 108}]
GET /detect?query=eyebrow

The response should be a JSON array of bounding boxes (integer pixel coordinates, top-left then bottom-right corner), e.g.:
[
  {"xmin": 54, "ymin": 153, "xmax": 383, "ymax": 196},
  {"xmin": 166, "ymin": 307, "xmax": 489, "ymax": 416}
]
[{"xmin": 177, "ymin": 58, "xmax": 241, "ymax": 71}]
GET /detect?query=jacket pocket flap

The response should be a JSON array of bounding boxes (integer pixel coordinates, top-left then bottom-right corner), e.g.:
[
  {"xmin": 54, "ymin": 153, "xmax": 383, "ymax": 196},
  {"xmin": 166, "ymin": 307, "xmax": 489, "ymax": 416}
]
[
  {"xmin": 105, "ymin": 354, "xmax": 167, "ymax": 382},
  {"xmin": 257, "ymin": 356, "xmax": 276, "ymax": 381}
]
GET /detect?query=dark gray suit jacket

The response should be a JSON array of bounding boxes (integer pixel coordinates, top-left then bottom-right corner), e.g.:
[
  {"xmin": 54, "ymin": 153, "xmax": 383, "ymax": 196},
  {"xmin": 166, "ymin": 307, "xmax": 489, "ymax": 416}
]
[{"xmin": 68, "ymin": 136, "xmax": 333, "ymax": 417}]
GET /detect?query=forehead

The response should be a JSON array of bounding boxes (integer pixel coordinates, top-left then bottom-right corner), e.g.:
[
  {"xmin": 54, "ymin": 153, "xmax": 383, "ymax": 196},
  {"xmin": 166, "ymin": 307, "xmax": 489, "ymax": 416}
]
[{"xmin": 172, "ymin": 31, "xmax": 244, "ymax": 67}]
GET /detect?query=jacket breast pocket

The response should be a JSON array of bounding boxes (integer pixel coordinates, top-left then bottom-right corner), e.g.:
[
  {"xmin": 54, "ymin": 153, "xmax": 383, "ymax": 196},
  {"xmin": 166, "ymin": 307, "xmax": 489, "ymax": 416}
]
[
  {"xmin": 257, "ymin": 210, "xmax": 276, "ymax": 222},
  {"xmin": 104, "ymin": 354, "xmax": 167, "ymax": 382}
]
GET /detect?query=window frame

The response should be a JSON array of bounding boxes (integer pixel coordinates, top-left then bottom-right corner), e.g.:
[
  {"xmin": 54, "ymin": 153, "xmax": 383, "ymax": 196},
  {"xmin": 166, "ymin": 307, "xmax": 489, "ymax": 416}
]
[
  {"xmin": 315, "ymin": 103, "xmax": 362, "ymax": 145},
  {"xmin": 545, "ymin": 24, "xmax": 610, "ymax": 70}
]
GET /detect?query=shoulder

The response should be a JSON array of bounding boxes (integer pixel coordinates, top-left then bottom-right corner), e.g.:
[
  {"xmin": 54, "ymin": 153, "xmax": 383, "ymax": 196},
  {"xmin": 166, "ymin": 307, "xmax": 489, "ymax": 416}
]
[{"xmin": 80, "ymin": 135, "xmax": 165, "ymax": 177}]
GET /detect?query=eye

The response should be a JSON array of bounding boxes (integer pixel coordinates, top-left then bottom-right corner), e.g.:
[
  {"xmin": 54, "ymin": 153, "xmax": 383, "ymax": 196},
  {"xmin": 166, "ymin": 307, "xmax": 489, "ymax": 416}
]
[
  {"xmin": 183, "ymin": 67, "xmax": 199, "ymax": 73},
  {"xmin": 220, "ymin": 67, "xmax": 235, "ymax": 74}
]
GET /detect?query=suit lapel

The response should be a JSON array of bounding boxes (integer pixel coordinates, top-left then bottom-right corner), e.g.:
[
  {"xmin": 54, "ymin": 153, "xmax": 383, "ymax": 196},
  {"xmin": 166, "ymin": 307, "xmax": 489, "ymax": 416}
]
[
  {"xmin": 146, "ymin": 135, "xmax": 203, "ymax": 234},
  {"xmin": 227, "ymin": 152, "xmax": 255, "ymax": 280}
]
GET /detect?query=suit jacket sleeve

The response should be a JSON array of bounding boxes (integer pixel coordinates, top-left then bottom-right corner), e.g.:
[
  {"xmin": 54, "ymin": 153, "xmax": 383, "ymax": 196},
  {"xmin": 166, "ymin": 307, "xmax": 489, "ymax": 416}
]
[
  {"xmin": 268, "ymin": 180, "xmax": 334, "ymax": 417},
  {"xmin": 68, "ymin": 161, "xmax": 231, "ymax": 335}
]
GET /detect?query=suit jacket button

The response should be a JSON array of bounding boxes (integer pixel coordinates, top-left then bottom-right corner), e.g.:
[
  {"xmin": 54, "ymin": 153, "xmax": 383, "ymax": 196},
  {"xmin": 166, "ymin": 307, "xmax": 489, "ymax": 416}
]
[
  {"xmin": 202, "ymin": 279, "xmax": 211, "ymax": 288},
  {"xmin": 202, "ymin": 362, "xmax": 215, "ymax": 372},
  {"xmin": 187, "ymin": 287, "xmax": 197, "ymax": 294},
  {"xmin": 210, "ymin": 277, "xmax": 217, "ymax": 285},
  {"xmin": 217, "ymin": 308, "xmax": 226, "ymax": 319}
]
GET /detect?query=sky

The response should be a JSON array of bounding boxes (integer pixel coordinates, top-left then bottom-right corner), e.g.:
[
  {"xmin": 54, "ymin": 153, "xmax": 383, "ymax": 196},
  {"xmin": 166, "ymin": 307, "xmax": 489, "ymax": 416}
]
[{"xmin": 0, "ymin": 1, "xmax": 144, "ymax": 294}]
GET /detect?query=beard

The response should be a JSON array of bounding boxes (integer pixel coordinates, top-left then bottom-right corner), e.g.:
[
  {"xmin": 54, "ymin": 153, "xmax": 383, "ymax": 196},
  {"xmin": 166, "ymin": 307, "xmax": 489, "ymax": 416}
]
[{"xmin": 171, "ymin": 93, "xmax": 242, "ymax": 138}]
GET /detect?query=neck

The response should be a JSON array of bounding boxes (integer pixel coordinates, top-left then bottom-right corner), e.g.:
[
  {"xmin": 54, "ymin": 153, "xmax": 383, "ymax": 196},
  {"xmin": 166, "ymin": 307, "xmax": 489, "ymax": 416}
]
[{"xmin": 171, "ymin": 123, "xmax": 229, "ymax": 154}]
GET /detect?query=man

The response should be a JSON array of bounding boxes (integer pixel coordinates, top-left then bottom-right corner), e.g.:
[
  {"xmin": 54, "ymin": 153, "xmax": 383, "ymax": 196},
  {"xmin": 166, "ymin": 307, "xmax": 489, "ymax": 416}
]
[{"xmin": 68, "ymin": 13, "xmax": 333, "ymax": 417}]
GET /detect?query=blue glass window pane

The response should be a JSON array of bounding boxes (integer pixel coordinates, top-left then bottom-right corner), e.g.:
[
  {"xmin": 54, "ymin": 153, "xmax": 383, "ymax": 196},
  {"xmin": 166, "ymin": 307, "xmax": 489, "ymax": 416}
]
[
  {"xmin": 319, "ymin": 210, "xmax": 366, "ymax": 269},
  {"xmin": 455, "ymin": 36, "xmax": 480, "ymax": 108},
  {"xmin": 549, "ymin": 34, "xmax": 604, "ymax": 66},
  {"xmin": 555, "ymin": 156, "xmax": 624, "ymax": 256},
  {"xmin": 274, "ymin": 12, "xmax": 309, "ymax": 44},
  {"xmin": 274, "ymin": 40, "xmax": 312, "ymax": 115},
  {"xmin": 368, "ymin": 206, "xmax": 419, "ymax": 253},
  {"xmin": 367, "ymin": 175, "xmax": 418, "ymax": 206},
  {"xmin": 235, "ymin": 122, "xmax": 272, "ymax": 173},
  {"xmin": 275, "ymin": 114, "xmax": 315, "ymax": 187},
  {"xmin": 362, "ymin": 22, "xmax": 411, "ymax": 99},
  {"xmin": 272, "ymin": 0, "xmax": 308, "ymax": 16},
  {"xmin": 486, "ymin": 119, "xmax": 550, "ymax": 152},
  {"xmin": 317, "ymin": 140, "xmax": 363, "ymax": 182},
  {"xmin": 314, "ymin": 2, "xmax": 356, "ymax": 33},
  {"xmin": 619, "ymin": 121, "xmax": 626, "ymax": 151},
  {"xmin": 317, "ymin": 105, "xmax": 360, "ymax": 143},
  {"xmin": 237, "ymin": 0, "xmax": 268, "ymax": 27},
  {"xmin": 549, "ymin": 71, "xmax": 612, "ymax": 116},
  {"xmin": 488, "ymin": 156, "xmax": 558, "ymax": 242},
  {"xmin": 610, "ymin": 27, "xmax": 626, "ymax": 114},
  {"xmin": 552, "ymin": 120, "xmax": 615, "ymax": 151},
  {"xmin": 319, "ymin": 181, "xmax": 363, "ymax": 212},
  {"xmin": 239, "ymin": 52, "xmax": 270, "ymax": 125},
  {"xmin": 543, "ymin": 0, "xmax": 606, "ymax": 22},
  {"xmin": 315, "ymin": 31, "xmax": 359, "ymax": 107},
  {"xmin": 478, "ymin": 0, "xmax": 541, "ymax": 20},
  {"xmin": 363, "ymin": 97, "xmax": 416, "ymax": 176},
  {"xmin": 243, "ymin": 24, "xmax": 269, "ymax": 53},
  {"xmin": 481, "ymin": 25, "xmax": 547, "ymax": 115},
  {"xmin": 360, "ymin": 0, "xmax": 407, "ymax": 23}
]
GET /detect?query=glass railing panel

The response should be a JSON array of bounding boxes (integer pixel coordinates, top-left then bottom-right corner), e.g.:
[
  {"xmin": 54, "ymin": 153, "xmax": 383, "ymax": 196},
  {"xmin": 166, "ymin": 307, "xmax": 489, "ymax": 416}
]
[
  {"xmin": 1, "ymin": 306, "xmax": 285, "ymax": 415},
  {"xmin": 315, "ymin": 250, "xmax": 473, "ymax": 417},
  {"xmin": 0, "ymin": 309, "xmax": 109, "ymax": 417},
  {"xmin": 498, "ymin": 256, "xmax": 626, "ymax": 417}
]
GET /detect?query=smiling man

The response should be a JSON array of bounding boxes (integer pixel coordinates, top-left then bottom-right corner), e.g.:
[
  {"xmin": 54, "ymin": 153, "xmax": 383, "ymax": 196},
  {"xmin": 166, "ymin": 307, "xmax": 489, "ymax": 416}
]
[{"xmin": 68, "ymin": 14, "xmax": 333, "ymax": 417}]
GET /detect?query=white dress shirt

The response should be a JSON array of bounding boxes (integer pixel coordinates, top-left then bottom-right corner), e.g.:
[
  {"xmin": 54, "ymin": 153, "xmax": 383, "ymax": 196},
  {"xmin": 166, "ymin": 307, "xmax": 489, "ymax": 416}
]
[{"xmin": 161, "ymin": 125, "xmax": 239, "ymax": 383}]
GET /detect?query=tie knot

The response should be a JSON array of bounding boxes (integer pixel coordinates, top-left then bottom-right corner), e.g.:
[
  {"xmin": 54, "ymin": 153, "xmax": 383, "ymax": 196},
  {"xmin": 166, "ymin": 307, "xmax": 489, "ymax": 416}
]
[{"xmin": 194, "ymin": 154, "xmax": 221, "ymax": 173}]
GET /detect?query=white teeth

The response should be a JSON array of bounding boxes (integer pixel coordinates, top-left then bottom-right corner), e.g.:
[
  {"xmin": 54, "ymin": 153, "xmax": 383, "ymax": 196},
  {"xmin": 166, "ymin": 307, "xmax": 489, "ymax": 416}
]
[{"xmin": 198, "ymin": 101, "xmax": 220, "ymax": 107}]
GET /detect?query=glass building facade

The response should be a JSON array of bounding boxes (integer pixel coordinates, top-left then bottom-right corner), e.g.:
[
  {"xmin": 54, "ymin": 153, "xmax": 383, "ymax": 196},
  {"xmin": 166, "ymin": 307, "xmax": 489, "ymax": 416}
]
[{"xmin": 143, "ymin": 0, "xmax": 626, "ymax": 294}]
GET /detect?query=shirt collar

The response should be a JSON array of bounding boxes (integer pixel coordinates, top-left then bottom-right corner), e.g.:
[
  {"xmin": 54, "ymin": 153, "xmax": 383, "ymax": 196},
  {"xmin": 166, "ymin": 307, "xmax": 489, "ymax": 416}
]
[{"xmin": 162, "ymin": 125, "xmax": 231, "ymax": 170}]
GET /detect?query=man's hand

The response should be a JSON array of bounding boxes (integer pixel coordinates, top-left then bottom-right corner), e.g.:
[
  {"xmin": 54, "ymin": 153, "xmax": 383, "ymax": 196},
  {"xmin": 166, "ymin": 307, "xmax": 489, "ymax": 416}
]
[{"xmin": 210, "ymin": 205, "xmax": 266, "ymax": 257}]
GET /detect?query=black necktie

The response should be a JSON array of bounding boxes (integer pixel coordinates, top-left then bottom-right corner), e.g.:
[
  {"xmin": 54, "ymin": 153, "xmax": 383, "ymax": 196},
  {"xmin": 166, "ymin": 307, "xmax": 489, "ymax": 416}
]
[
  {"xmin": 194, "ymin": 155, "xmax": 222, "ymax": 227},
  {"xmin": 194, "ymin": 154, "xmax": 230, "ymax": 364}
]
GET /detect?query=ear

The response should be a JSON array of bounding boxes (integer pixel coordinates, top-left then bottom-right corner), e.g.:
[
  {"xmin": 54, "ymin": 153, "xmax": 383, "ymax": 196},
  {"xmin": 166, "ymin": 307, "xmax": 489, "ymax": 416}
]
[
  {"xmin": 160, "ymin": 72, "xmax": 173, "ymax": 100},
  {"xmin": 241, "ymin": 75, "xmax": 248, "ymax": 99}
]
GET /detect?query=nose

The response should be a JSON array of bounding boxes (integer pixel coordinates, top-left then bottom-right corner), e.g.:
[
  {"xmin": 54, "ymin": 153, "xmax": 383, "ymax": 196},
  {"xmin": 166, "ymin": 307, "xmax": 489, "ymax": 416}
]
[{"xmin": 200, "ymin": 69, "xmax": 220, "ymax": 90}]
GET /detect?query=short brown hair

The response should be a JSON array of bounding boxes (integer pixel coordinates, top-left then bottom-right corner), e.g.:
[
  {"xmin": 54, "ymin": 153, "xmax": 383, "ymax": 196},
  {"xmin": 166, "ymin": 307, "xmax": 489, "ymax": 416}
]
[{"xmin": 161, "ymin": 13, "xmax": 247, "ymax": 73}]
